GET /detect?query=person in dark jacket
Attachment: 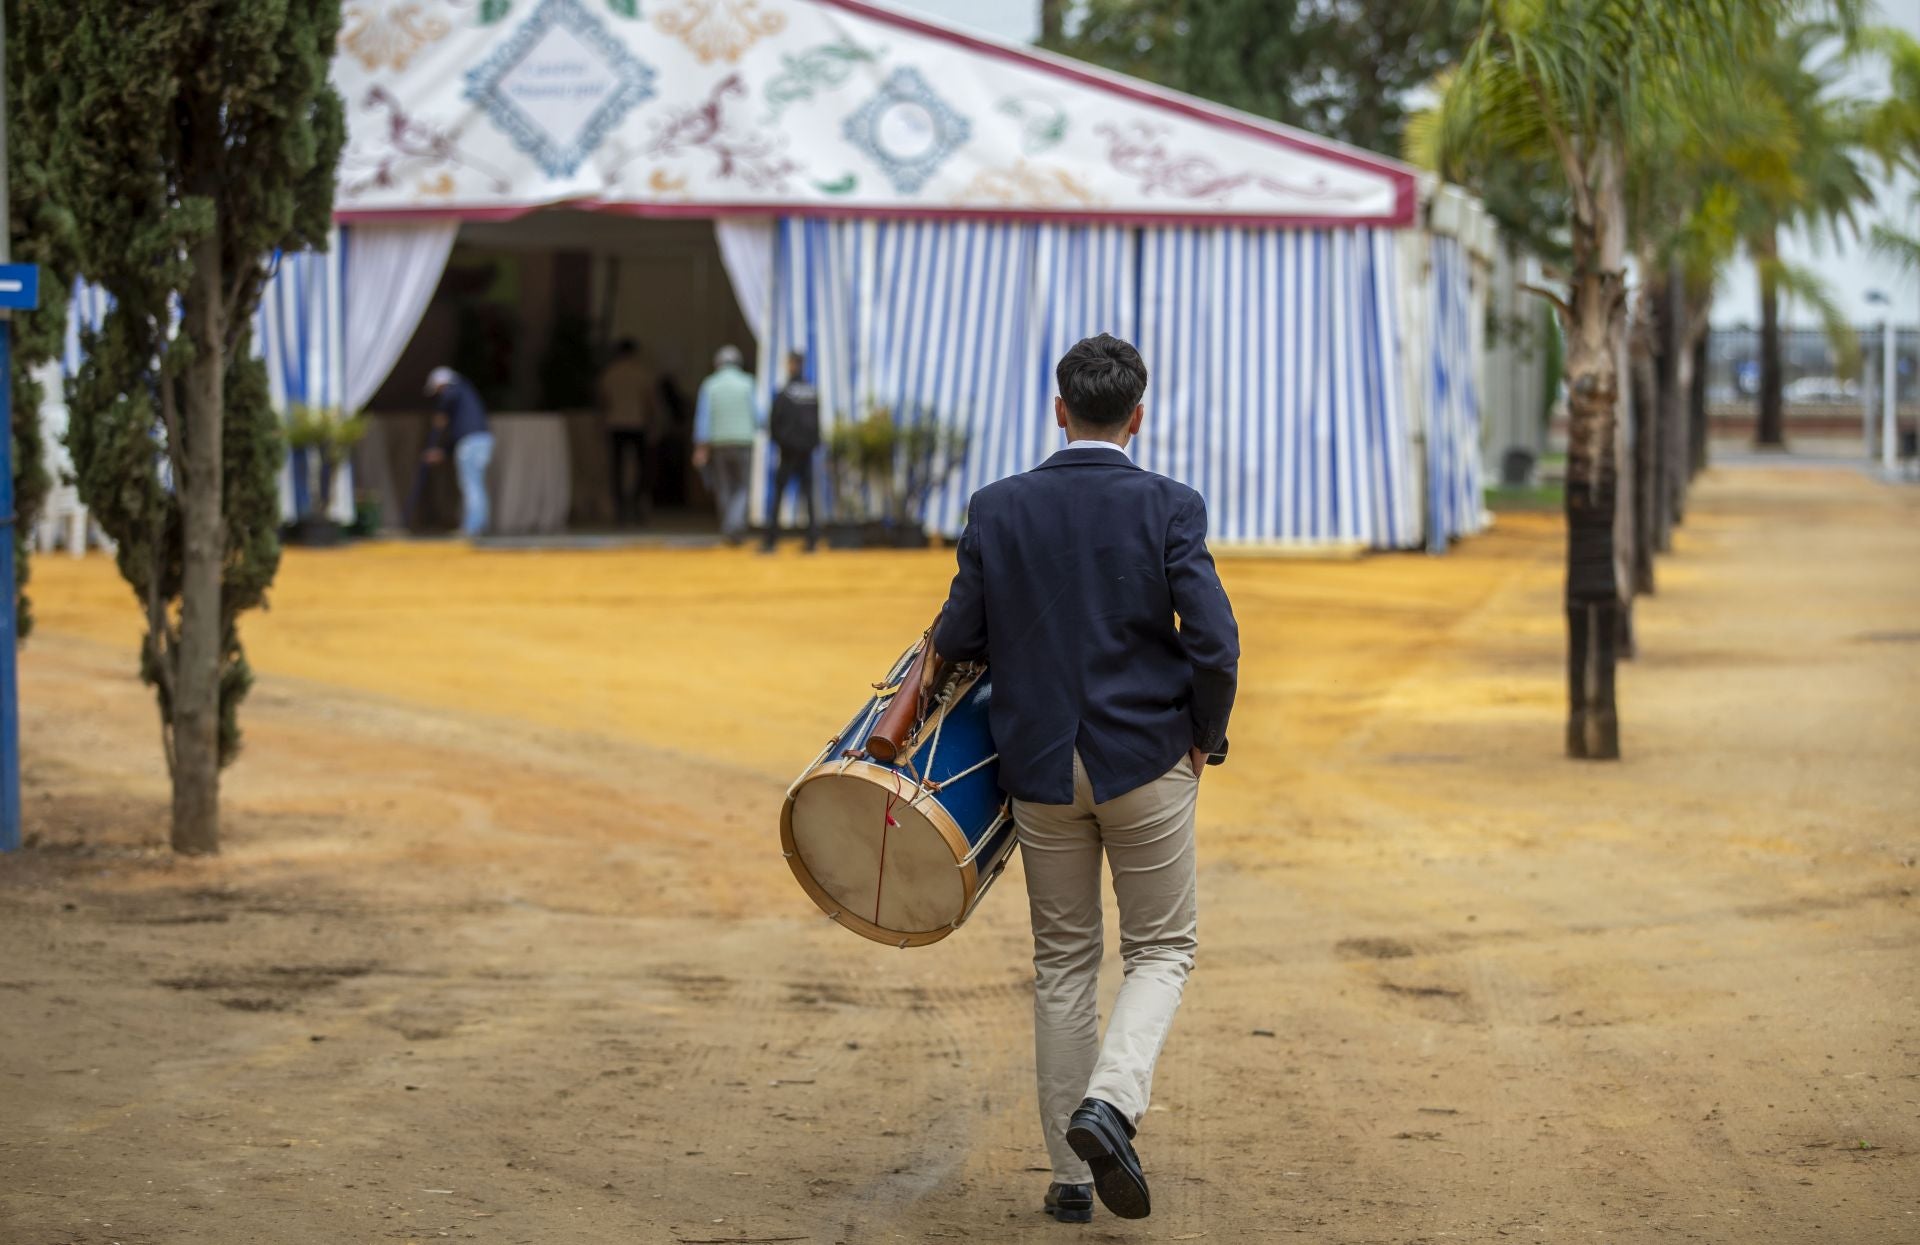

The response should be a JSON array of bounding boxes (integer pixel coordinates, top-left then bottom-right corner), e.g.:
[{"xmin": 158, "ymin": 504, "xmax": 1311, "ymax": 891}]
[
  {"xmin": 598, "ymin": 339, "xmax": 657, "ymax": 526},
  {"xmin": 762, "ymin": 351, "xmax": 821, "ymax": 553},
  {"xmin": 931, "ymin": 334, "xmax": 1239, "ymax": 1225},
  {"xmin": 423, "ymin": 367, "xmax": 494, "ymax": 538}
]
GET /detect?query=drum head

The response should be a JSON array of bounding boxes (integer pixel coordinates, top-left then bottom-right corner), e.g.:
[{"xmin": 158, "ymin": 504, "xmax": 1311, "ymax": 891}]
[{"xmin": 786, "ymin": 765, "xmax": 970, "ymax": 944}]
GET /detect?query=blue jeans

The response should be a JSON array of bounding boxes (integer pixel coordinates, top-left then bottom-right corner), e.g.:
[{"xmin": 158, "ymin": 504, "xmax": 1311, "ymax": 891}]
[
  {"xmin": 708, "ymin": 444, "xmax": 754, "ymax": 541},
  {"xmin": 455, "ymin": 432, "xmax": 494, "ymax": 537}
]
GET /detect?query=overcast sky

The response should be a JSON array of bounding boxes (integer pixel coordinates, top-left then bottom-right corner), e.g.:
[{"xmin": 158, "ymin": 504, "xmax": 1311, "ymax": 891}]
[{"xmin": 885, "ymin": 0, "xmax": 1920, "ymax": 329}]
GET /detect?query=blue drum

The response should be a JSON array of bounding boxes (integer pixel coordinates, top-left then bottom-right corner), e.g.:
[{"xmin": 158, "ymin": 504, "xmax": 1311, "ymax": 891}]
[{"xmin": 780, "ymin": 639, "xmax": 1015, "ymax": 947}]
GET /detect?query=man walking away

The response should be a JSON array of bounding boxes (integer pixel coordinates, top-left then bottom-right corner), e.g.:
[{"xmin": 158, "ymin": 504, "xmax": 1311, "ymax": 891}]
[
  {"xmin": 931, "ymin": 334, "xmax": 1238, "ymax": 1223},
  {"xmin": 598, "ymin": 338, "xmax": 657, "ymax": 526},
  {"xmin": 424, "ymin": 366, "xmax": 494, "ymax": 539},
  {"xmin": 763, "ymin": 350, "xmax": 821, "ymax": 553},
  {"xmin": 692, "ymin": 345, "xmax": 758, "ymax": 545}
]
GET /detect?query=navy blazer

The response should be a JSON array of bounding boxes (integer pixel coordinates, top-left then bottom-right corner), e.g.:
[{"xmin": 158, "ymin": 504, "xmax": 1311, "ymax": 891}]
[
  {"xmin": 430, "ymin": 377, "xmax": 490, "ymax": 451},
  {"xmin": 932, "ymin": 446, "xmax": 1239, "ymax": 806}
]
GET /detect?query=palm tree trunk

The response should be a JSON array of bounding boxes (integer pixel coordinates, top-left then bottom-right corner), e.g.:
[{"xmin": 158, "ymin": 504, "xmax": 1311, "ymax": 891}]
[
  {"xmin": 1755, "ymin": 227, "xmax": 1787, "ymax": 447},
  {"xmin": 1689, "ymin": 322, "xmax": 1710, "ymax": 479},
  {"xmin": 1628, "ymin": 276, "xmax": 1659, "ymax": 597},
  {"xmin": 1652, "ymin": 275, "xmax": 1680, "ymax": 549},
  {"xmin": 1659, "ymin": 279, "xmax": 1693, "ymax": 534},
  {"xmin": 1039, "ymin": 0, "xmax": 1064, "ymax": 44},
  {"xmin": 1563, "ymin": 146, "xmax": 1627, "ymax": 760}
]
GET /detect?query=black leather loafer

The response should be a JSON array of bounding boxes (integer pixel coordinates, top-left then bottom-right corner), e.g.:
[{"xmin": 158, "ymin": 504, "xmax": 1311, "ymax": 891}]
[
  {"xmin": 1043, "ymin": 1181, "xmax": 1094, "ymax": 1223},
  {"xmin": 1065, "ymin": 1097, "xmax": 1149, "ymax": 1219}
]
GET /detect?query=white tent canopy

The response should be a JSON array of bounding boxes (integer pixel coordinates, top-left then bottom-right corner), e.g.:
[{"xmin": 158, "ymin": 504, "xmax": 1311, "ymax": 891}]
[
  {"xmin": 334, "ymin": 0, "xmax": 1414, "ymax": 227},
  {"xmin": 55, "ymin": 0, "xmax": 1495, "ymax": 549}
]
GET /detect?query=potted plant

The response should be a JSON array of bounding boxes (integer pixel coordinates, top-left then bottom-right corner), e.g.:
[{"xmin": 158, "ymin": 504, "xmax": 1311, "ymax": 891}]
[
  {"xmin": 825, "ymin": 410, "xmax": 897, "ymax": 548},
  {"xmin": 285, "ymin": 404, "xmax": 369, "ymax": 546},
  {"xmin": 823, "ymin": 404, "xmax": 968, "ymax": 548},
  {"xmin": 892, "ymin": 407, "xmax": 969, "ymax": 547}
]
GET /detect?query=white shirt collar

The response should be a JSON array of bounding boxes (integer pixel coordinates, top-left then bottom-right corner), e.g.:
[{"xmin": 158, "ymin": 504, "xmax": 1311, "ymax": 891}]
[{"xmin": 1064, "ymin": 439, "xmax": 1130, "ymax": 454}]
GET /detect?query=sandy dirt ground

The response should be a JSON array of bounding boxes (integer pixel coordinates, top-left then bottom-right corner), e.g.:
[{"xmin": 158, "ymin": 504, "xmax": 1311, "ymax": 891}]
[{"xmin": 1, "ymin": 464, "xmax": 1915, "ymax": 1245}]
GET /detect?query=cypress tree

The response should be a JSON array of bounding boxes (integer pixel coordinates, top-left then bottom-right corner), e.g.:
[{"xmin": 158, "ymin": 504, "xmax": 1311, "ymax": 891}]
[
  {"xmin": 6, "ymin": 0, "xmax": 78, "ymax": 641},
  {"xmin": 31, "ymin": 0, "xmax": 343, "ymax": 853}
]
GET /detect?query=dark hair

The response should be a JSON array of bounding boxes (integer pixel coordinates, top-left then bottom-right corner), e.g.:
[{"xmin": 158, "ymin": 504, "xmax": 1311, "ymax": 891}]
[
  {"xmin": 614, "ymin": 338, "xmax": 640, "ymax": 357},
  {"xmin": 787, "ymin": 350, "xmax": 806, "ymax": 375},
  {"xmin": 1056, "ymin": 334, "xmax": 1147, "ymax": 428}
]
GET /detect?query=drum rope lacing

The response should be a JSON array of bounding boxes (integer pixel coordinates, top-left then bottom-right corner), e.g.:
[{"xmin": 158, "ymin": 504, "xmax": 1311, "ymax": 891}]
[
  {"xmin": 954, "ymin": 832, "xmax": 1019, "ymax": 929},
  {"xmin": 955, "ymin": 808, "xmax": 1012, "ymax": 868},
  {"xmin": 903, "ymin": 692, "xmax": 945, "ymax": 790},
  {"xmin": 903, "ymin": 672, "xmax": 999, "ymax": 800}
]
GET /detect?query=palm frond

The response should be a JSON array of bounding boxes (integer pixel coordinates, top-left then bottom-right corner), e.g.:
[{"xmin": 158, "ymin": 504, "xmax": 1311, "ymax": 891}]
[
  {"xmin": 1853, "ymin": 26, "xmax": 1920, "ymax": 175},
  {"xmin": 1870, "ymin": 222, "xmax": 1920, "ymax": 274},
  {"xmin": 1758, "ymin": 256, "xmax": 1862, "ymax": 378}
]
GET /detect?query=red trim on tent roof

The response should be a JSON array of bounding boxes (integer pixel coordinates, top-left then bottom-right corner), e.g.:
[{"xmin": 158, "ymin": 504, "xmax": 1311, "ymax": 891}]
[{"xmin": 335, "ymin": 197, "xmax": 1408, "ymax": 229}]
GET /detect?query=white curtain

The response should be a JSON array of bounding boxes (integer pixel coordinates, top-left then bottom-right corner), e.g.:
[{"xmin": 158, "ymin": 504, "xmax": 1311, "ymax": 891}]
[
  {"xmin": 257, "ymin": 242, "xmax": 352, "ymax": 521},
  {"xmin": 714, "ymin": 217, "xmax": 775, "ymax": 347},
  {"xmin": 343, "ymin": 220, "xmax": 460, "ymax": 412}
]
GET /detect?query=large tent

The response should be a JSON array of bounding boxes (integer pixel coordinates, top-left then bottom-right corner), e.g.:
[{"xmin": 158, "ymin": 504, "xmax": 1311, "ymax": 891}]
[{"xmin": 56, "ymin": 0, "xmax": 1498, "ymax": 549}]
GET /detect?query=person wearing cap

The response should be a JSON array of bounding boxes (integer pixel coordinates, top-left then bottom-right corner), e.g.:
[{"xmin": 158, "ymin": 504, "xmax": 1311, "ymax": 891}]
[
  {"xmin": 423, "ymin": 367, "xmax": 494, "ymax": 539},
  {"xmin": 691, "ymin": 345, "xmax": 758, "ymax": 545}
]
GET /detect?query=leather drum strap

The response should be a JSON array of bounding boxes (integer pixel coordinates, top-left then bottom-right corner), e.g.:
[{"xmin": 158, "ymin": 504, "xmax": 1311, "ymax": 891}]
[{"xmin": 866, "ymin": 624, "xmax": 944, "ymax": 763}]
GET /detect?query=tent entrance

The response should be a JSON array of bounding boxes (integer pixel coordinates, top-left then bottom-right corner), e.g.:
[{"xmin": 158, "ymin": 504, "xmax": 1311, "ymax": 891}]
[{"xmin": 357, "ymin": 210, "xmax": 756, "ymax": 538}]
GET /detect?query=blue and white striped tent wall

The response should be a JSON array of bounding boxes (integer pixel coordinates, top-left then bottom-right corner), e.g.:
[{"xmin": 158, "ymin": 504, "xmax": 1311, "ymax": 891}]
[
  {"xmin": 765, "ymin": 218, "xmax": 1138, "ymax": 540},
  {"xmin": 1133, "ymin": 226, "xmax": 1413, "ymax": 547},
  {"xmin": 60, "ymin": 236, "xmax": 351, "ymax": 523},
  {"xmin": 61, "ymin": 281, "xmax": 113, "ymax": 374},
  {"xmin": 766, "ymin": 217, "xmax": 1419, "ymax": 548},
  {"xmin": 256, "ymin": 240, "xmax": 352, "ymax": 522},
  {"xmin": 1425, "ymin": 234, "xmax": 1485, "ymax": 549},
  {"xmin": 256, "ymin": 243, "xmax": 348, "ymax": 423}
]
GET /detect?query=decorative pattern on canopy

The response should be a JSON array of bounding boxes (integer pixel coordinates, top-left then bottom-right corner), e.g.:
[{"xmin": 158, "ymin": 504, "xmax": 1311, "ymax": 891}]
[{"xmin": 334, "ymin": 0, "xmax": 1415, "ymax": 224}]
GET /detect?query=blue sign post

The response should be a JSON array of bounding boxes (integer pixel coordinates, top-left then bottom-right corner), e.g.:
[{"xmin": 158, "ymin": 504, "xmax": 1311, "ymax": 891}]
[
  {"xmin": 0, "ymin": 264, "xmax": 38, "ymax": 311},
  {"xmin": 0, "ymin": 263, "xmax": 33, "ymax": 853}
]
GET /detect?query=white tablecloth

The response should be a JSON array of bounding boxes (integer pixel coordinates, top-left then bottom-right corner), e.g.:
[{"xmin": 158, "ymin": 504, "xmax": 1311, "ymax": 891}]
[{"xmin": 488, "ymin": 413, "xmax": 573, "ymax": 536}]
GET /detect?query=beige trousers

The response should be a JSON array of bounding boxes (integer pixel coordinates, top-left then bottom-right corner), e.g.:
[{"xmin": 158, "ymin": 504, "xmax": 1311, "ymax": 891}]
[{"xmin": 1014, "ymin": 753, "xmax": 1199, "ymax": 1184}]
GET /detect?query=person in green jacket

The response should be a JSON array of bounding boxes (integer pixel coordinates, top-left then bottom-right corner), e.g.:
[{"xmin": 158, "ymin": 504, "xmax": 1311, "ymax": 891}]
[{"xmin": 691, "ymin": 345, "xmax": 759, "ymax": 544}]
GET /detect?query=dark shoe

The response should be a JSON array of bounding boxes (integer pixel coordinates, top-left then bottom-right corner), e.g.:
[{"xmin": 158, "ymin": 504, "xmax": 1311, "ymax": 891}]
[
  {"xmin": 1043, "ymin": 1182, "xmax": 1093, "ymax": 1224},
  {"xmin": 1065, "ymin": 1098, "xmax": 1149, "ymax": 1220}
]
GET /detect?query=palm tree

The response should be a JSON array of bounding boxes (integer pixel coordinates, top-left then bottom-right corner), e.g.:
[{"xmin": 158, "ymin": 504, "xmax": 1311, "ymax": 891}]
[
  {"xmin": 1414, "ymin": 0, "xmax": 1815, "ymax": 759},
  {"xmin": 1665, "ymin": 197, "xmax": 1746, "ymax": 512},
  {"xmin": 1622, "ymin": 32, "xmax": 1854, "ymax": 608},
  {"xmin": 1744, "ymin": 23, "xmax": 1881, "ymax": 447},
  {"xmin": 1864, "ymin": 30, "xmax": 1920, "ymax": 269},
  {"xmin": 1620, "ymin": 89, "xmax": 1749, "ymax": 573}
]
